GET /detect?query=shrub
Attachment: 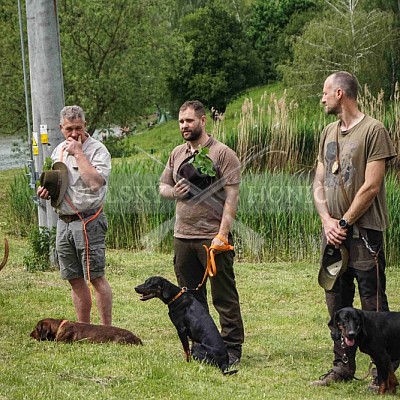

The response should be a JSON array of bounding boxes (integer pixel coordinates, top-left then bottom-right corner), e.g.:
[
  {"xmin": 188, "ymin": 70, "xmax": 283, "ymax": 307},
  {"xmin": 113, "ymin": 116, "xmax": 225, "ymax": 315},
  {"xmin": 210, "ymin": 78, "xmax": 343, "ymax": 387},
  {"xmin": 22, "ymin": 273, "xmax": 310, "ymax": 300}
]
[{"xmin": 23, "ymin": 226, "xmax": 56, "ymax": 272}]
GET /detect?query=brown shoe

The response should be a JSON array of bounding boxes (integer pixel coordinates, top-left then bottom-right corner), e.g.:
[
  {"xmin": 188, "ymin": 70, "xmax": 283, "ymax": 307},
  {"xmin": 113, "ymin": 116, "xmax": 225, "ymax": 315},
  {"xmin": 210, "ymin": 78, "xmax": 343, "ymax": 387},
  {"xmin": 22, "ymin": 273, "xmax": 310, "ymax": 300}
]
[{"xmin": 310, "ymin": 368, "xmax": 353, "ymax": 386}]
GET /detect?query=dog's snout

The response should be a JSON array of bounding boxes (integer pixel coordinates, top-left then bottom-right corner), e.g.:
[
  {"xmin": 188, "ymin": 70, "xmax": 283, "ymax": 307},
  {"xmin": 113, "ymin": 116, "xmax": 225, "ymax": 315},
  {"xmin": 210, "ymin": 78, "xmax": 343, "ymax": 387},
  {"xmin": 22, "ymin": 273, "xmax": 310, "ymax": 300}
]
[{"xmin": 347, "ymin": 331, "xmax": 356, "ymax": 339}]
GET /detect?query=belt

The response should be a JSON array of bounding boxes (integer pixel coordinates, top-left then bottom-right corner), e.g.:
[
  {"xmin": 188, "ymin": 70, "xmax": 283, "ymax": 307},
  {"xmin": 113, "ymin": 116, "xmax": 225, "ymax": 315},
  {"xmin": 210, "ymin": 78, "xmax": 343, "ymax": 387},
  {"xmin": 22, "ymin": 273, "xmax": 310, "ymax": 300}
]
[{"xmin": 59, "ymin": 209, "xmax": 99, "ymax": 223}]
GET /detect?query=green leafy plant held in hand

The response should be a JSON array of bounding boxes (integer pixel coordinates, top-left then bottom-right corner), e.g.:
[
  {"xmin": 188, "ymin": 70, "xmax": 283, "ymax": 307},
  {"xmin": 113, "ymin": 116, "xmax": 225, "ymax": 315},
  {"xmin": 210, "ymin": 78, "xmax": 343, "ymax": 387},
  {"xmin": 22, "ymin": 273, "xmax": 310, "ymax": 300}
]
[{"xmin": 189, "ymin": 146, "xmax": 216, "ymax": 177}]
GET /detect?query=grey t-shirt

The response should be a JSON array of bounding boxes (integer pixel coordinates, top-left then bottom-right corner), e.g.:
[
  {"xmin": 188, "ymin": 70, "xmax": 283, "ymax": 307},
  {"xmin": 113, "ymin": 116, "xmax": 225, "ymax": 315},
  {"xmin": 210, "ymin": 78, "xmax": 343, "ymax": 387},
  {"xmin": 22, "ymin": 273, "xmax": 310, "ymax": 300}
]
[{"xmin": 51, "ymin": 135, "xmax": 111, "ymax": 214}]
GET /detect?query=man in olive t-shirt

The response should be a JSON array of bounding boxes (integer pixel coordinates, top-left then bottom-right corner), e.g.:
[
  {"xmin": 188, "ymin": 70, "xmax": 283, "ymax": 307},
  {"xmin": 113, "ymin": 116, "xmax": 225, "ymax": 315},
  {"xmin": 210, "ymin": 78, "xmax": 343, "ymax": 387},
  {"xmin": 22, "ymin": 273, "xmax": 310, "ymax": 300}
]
[{"xmin": 311, "ymin": 72, "xmax": 397, "ymax": 388}]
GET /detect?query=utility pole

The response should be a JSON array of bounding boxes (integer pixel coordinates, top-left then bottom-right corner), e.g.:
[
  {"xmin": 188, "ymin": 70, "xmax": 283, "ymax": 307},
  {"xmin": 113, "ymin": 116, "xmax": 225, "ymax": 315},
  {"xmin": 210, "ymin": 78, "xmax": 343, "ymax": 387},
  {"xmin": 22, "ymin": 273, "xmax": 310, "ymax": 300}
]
[{"xmin": 25, "ymin": 0, "xmax": 64, "ymax": 232}]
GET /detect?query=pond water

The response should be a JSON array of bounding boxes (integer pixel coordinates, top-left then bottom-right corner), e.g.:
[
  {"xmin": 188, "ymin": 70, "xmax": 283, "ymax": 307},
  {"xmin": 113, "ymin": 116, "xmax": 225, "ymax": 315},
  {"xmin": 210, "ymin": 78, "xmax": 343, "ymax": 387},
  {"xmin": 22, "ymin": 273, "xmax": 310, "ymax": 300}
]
[{"xmin": 0, "ymin": 135, "xmax": 29, "ymax": 171}]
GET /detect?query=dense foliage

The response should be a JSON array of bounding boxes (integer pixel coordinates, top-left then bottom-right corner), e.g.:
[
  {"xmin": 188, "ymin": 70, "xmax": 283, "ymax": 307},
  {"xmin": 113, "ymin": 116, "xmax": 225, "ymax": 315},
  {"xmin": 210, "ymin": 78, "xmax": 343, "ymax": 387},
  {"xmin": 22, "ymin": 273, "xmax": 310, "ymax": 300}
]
[
  {"xmin": 247, "ymin": 0, "xmax": 322, "ymax": 82},
  {"xmin": 168, "ymin": 1, "xmax": 263, "ymax": 115},
  {"xmin": 0, "ymin": 0, "xmax": 26, "ymax": 135},
  {"xmin": 59, "ymin": 0, "xmax": 182, "ymax": 132},
  {"xmin": 1, "ymin": 0, "xmax": 399, "ymax": 133},
  {"xmin": 281, "ymin": 0, "xmax": 400, "ymax": 99}
]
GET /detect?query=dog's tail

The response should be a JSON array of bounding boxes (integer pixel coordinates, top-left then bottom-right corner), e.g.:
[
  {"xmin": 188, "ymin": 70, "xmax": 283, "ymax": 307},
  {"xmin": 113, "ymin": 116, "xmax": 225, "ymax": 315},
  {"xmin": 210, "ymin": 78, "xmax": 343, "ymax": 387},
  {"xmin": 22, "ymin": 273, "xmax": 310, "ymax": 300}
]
[{"xmin": 0, "ymin": 238, "xmax": 9, "ymax": 272}]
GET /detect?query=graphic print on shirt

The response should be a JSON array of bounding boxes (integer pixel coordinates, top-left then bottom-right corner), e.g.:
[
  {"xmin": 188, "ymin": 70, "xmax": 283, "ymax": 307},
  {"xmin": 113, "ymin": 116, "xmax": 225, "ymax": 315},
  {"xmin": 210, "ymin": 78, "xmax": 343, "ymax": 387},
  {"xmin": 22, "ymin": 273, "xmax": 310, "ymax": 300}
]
[{"xmin": 324, "ymin": 140, "xmax": 356, "ymax": 189}]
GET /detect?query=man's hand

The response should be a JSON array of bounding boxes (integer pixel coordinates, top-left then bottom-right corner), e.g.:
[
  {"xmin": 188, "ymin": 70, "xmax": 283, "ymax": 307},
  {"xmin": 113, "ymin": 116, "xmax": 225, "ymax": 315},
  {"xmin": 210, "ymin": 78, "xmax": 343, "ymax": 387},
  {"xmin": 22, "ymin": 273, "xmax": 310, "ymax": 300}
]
[
  {"xmin": 63, "ymin": 136, "xmax": 83, "ymax": 157},
  {"xmin": 173, "ymin": 178, "xmax": 190, "ymax": 199},
  {"xmin": 324, "ymin": 217, "xmax": 347, "ymax": 246},
  {"xmin": 37, "ymin": 186, "xmax": 50, "ymax": 200}
]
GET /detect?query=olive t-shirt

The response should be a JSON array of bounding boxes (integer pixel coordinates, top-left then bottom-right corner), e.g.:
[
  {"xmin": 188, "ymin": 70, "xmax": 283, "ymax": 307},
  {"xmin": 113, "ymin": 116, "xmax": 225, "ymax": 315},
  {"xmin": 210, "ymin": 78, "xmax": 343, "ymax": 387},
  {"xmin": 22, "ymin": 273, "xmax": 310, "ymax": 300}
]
[
  {"xmin": 318, "ymin": 115, "xmax": 396, "ymax": 231},
  {"xmin": 160, "ymin": 136, "xmax": 241, "ymax": 239}
]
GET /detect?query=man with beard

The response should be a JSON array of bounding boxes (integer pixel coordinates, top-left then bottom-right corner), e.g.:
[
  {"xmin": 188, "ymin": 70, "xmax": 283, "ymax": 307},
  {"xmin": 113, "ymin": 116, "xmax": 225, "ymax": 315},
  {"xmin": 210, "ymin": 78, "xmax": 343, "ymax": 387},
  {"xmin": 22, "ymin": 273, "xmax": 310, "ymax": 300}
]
[
  {"xmin": 159, "ymin": 100, "xmax": 244, "ymax": 367},
  {"xmin": 311, "ymin": 72, "xmax": 397, "ymax": 389}
]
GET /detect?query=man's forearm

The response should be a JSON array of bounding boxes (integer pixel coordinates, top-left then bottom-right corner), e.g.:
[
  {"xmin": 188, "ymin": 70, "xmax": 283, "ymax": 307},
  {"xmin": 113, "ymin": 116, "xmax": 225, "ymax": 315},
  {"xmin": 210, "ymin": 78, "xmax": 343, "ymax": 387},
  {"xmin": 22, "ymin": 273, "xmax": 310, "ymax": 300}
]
[
  {"xmin": 74, "ymin": 152, "xmax": 105, "ymax": 191},
  {"xmin": 159, "ymin": 182, "xmax": 176, "ymax": 200},
  {"xmin": 218, "ymin": 184, "xmax": 239, "ymax": 238}
]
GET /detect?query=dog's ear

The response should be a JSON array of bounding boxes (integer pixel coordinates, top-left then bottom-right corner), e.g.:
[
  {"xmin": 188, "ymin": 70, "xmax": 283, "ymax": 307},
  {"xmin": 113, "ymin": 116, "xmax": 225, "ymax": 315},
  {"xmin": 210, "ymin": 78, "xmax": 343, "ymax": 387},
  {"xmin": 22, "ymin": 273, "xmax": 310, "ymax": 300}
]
[
  {"xmin": 39, "ymin": 321, "xmax": 48, "ymax": 340},
  {"xmin": 357, "ymin": 309, "xmax": 367, "ymax": 338},
  {"xmin": 331, "ymin": 310, "xmax": 342, "ymax": 341},
  {"xmin": 161, "ymin": 281, "xmax": 171, "ymax": 300},
  {"xmin": 40, "ymin": 320, "xmax": 55, "ymax": 341}
]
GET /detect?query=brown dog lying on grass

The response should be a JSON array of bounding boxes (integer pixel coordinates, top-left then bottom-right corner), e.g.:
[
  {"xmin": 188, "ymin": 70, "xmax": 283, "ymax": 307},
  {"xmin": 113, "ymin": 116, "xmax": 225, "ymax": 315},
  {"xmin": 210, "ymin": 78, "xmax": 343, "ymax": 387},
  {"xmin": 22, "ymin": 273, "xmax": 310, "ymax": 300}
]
[
  {"xmin": 30, "ymin": 318, "xmax": 142, "ymax": 345},
  {"xmin": 0, "ymin": 238, "xmax": 9, "ymax": 272}
]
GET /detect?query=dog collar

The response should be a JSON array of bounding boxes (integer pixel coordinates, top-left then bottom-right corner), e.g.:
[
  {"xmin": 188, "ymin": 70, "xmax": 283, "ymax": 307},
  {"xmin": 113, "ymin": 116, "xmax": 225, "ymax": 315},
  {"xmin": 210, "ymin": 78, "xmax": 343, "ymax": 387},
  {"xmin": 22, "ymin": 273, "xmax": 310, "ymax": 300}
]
[
  {"xmin": 168, "ymin": 287, "xmax": 187, "ymax": 305},
  {"xmin": 55, "ymin": 319, "xmax": 69, "ymax": 340}
]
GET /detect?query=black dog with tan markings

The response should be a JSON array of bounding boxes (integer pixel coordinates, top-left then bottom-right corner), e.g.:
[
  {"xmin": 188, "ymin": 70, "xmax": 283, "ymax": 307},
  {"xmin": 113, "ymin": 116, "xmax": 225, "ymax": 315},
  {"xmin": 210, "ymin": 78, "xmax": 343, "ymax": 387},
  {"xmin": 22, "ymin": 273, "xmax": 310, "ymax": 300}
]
[
  {"xmin": 135, "ymin": 276, "xmax": 236, "ymax": 375},
  {"xmin": 333, "ymin": 307, "xmax": 400, "ymax": 394}
]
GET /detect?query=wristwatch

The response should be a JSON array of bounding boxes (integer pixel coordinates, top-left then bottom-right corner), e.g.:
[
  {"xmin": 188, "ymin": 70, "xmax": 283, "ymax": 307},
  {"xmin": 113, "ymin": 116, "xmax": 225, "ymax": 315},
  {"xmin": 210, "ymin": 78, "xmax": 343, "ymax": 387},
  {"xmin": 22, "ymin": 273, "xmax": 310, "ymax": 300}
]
[{"xmin": 339, "ymin": 218, "xmax": 349, "ymax": 228}]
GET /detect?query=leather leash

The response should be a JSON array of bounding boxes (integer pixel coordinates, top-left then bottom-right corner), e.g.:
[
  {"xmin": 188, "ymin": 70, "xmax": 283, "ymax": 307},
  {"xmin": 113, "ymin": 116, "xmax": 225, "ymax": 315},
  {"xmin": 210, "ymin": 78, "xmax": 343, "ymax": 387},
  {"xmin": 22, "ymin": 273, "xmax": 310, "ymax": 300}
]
[
  {"xmin": 335, "ymin": 123, "xmax": 383, "ymax": 377},
  {"xmin": 187, "ymin": 234, "xmax": 234, "ymax": 292},
  {"xmin": 60, "ymin": 137, "xmax": 103, "ymax": 323}
]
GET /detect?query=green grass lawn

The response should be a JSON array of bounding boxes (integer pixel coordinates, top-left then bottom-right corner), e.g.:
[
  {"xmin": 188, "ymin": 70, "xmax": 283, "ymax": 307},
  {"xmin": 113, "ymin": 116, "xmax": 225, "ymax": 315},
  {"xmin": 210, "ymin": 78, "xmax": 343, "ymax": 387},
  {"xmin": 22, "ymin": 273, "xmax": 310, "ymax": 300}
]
[
  {"xmin": 2, "ymin": 243, "xmax": 400, "ymax": 399},
  {"xmin": 1, "ymin": 82, "xmax": 399, "ymax": 399}
]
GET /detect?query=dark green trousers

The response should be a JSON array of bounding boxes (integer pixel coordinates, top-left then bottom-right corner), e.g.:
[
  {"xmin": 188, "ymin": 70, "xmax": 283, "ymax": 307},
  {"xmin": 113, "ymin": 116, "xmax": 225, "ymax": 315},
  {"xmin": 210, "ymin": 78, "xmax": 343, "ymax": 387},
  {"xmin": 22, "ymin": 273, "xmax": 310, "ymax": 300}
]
[{"xmin": 173, "ymin": 236, "xmax": 244, "ymax": 356}]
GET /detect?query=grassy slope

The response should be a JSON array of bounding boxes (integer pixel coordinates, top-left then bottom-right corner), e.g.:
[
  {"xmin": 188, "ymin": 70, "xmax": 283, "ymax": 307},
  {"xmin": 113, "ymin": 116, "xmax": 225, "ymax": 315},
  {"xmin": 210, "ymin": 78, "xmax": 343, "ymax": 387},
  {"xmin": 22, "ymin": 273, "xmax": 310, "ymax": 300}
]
[{"xmin": 129, "ymin": 83, "xmax": 284, "ymax": 154}]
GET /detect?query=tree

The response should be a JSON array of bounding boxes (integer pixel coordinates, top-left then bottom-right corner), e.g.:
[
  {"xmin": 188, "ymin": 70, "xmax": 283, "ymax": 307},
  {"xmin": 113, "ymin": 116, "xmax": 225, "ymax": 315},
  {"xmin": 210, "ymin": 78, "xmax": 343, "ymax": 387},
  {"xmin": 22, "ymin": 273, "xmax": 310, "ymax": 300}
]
[
  {"xmin": 281, "ymin": 0, "xmax": 398, "ymax": 98},
  {"xmin": 168, "ymin": 1, "xmax": 263, "ymax": 115},
  {"xmin": 247, "ymin": 0, "xmax": 322, "ymax": 82},
  {"xmin": 59, "ymin": 0, "xmax": 182, "ymax": 133},
  {"xmin": 0, "ymin": 0, "xmax": 26, "ymax": 135},
  {"xmin": 360, "ymin": 0, "xmax": 400, "ymax": 96}
]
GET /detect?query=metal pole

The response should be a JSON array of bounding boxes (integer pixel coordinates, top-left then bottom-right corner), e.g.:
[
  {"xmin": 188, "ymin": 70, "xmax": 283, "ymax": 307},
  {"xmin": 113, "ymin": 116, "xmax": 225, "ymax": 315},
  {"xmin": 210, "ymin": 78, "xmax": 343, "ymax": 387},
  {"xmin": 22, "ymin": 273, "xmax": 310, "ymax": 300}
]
[
  {"xmin": 26, "ymin": 0, "xmax": 65, "ymax": 233},
  {"xmin": 17, "ymin": 0, "xmax": 37, "ymax": 189}
]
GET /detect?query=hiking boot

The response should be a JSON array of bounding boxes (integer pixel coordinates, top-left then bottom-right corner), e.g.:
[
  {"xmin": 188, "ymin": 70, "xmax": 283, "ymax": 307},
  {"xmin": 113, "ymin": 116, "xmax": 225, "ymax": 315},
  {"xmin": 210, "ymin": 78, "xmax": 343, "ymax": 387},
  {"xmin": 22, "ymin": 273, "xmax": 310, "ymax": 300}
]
[
  {"xmin": 228, "ymin": 352, "xmax": 241, "ymax": 367},
  {"xmin": 310, "ymin": 368, "xmax": 353, "ymax": 386}
]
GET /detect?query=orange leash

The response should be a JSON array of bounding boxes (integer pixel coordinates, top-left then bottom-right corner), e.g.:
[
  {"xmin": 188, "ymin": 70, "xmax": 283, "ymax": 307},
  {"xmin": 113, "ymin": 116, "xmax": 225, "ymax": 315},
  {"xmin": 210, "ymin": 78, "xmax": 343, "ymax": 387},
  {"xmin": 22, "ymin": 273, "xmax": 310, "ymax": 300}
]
[
  {"xmin": 64, "ymin": 195, "xmax": 103, "ymax": 317},
  {"xmin": 198, "ymin": 234, "xmax": 234, "ymax": 290},
  {"xmin": 59, "ymin": 144, "xmax": 103, "ymax": 322}
]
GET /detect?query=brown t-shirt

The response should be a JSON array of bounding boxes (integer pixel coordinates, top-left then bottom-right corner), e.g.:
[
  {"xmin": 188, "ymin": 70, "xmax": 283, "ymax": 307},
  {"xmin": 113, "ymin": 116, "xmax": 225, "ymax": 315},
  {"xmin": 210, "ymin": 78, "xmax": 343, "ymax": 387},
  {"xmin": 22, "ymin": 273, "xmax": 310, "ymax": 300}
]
[
  {"xmin": 160, "ymin": 136, "xmax": 241, "ymax": 238},
  {"xmin": 318, "ymin": 115, "xmax": 396, "ymax": 231}
]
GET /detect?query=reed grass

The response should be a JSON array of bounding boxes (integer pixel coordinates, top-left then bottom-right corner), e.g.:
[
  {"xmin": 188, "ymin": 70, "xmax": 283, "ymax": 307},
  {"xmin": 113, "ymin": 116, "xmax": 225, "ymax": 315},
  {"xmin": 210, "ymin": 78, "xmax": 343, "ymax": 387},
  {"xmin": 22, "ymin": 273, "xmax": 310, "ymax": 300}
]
[
  {"xmin": 5, "ymin": 83, "xmax": 400, "ymax": 264},
  {"xmin": 212, "ymin": 83, "xmax": 400, "ymax": 172},
  {"xmin": 105, "ymin": 157, "xmax": 174, "ymax": 251},
  {"xmin": 7, "ymin": 161, "xmax": 400, "ymax": 265},
  {"xmin": 5, "ymin": 167, "xmax": 37, "ymax": 236}
]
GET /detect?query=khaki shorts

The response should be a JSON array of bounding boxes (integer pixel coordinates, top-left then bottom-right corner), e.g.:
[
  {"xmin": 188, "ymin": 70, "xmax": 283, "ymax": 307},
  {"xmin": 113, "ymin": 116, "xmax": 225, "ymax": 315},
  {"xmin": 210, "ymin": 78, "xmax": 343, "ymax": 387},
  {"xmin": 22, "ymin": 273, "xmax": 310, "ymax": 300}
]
[{"xmin": 56, "ymin": 212, "xmax": 108, "ymax": 280}]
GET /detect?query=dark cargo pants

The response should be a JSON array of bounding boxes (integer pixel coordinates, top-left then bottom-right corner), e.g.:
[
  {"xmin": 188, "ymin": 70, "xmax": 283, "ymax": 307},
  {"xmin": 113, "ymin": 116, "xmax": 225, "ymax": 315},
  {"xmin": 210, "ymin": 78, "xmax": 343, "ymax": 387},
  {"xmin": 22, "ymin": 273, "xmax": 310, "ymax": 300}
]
[
  {"xmin": 324, "ymin": 228, "xmax": 388, "ymax": 375},
  {"xmin": 174, "ymin": 236, "xmax": 244, "ymax": 356}
]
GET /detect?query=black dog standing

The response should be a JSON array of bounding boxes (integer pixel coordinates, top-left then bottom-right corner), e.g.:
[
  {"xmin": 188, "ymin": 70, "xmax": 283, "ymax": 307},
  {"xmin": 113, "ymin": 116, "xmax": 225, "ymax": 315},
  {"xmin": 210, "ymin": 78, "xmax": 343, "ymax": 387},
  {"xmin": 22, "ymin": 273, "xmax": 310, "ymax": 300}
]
[
  {"xmin": 135, "ymin": 276, "xmax": 237, "ymax": 375},
  {"xmin": 334, "ymin": 307, "xmax": 400, "ymax": 394}
]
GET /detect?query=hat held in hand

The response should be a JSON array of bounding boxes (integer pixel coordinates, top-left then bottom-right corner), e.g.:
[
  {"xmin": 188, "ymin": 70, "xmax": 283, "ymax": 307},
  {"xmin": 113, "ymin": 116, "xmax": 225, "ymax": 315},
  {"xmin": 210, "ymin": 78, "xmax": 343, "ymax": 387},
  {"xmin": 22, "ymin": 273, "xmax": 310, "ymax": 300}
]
[
  {"xmin": 318, "ymin": 244, "xmax": 348, "ymax": 290},
  {"xmin": 40, "ymin": 162, "xmax": 68, "ymax": 208}
]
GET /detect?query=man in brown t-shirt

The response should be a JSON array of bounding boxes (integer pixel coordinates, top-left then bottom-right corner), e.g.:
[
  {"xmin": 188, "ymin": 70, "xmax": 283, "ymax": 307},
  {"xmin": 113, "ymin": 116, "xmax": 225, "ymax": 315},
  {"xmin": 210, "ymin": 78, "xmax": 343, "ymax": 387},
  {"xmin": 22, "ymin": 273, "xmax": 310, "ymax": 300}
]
[
  {"xmin": 160, "ymin": 100, "xmax": 244, "ymax": 366},
  {"xmin": 311, "ymin": 72, "xmax": 397, "ymax": 388}
]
